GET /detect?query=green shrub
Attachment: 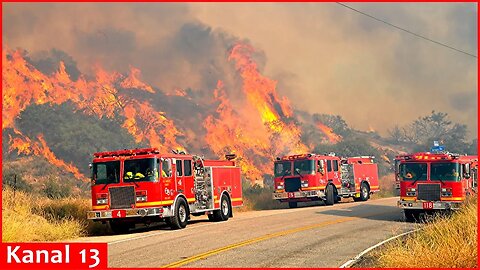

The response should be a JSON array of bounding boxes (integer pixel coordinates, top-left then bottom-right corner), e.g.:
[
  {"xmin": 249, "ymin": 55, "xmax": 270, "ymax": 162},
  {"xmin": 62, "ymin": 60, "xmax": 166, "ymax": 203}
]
[
  {"xmin": 2, "ymin": 170, "xmax": 32, "ymax": 192},
  {"xmin": 43, "ymin": 179, "xmax": 72, "ymax": 199}
]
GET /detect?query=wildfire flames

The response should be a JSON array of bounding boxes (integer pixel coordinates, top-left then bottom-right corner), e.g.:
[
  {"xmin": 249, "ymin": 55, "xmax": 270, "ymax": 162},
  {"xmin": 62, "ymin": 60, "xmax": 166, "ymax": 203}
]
[
  {"xmin": 316, "ymin": 121, "xmax": 342, "ymax": 144},
  {"xmin": 3, "ymin": 43, "xmax": 342, "ymax": 183},
  {"xmin": 203, "ymin": 44, "xmax": 309, "ymax": 180},
  {"xmin": 9, "ymin": 131, "xmax": 84, "ymax": 179}
]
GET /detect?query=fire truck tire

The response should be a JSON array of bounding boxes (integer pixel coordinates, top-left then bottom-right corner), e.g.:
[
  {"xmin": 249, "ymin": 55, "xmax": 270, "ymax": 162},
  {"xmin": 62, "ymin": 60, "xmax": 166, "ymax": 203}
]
[
  {"xmin": 168, "ymin": 197, "xmax": 189, "ymax": 229},
  {"xmin": 404, "ymin": 209, "xmax": 421, "ymax": 222},
  {"xmin": 109, "ymin": 220, "xmax": 131, "ymax": 234},
  {"xmin": 288, "ymin": 202, "xmax": 298, "ymax": 208},
  {"xmin": 360, "ymin": 183, "xmax": 370, "ymax": 201},
  {"xmin": 212, "ymin": 195, "xmax": 230, "ymax": 222},
  {"xmin": 325, "ymin": 184, "xmax": 335, "ymax": 206}
]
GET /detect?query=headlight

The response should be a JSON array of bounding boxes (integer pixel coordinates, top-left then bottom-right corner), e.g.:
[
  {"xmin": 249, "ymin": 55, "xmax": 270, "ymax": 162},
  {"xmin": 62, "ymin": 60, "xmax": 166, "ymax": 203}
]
[
  {"xmin": 406, "ymin": 188, "xmax": 416, "ymax": 196},
  {"xmin": 441, "ymin": 188, "xmax": 452, "ymax": 197},
  {"xmin": 96, "ymin": 198, "xmax": 108, "ymax": 205},
  {"xmin": 96, "ymin": 193, "xmax": 108, "ymax": 205},
  {"xmin": 136, "ymin": 190, "xmax": 148, "ymax": 202},
  {"xmin": 136, "ymin": 196, "xmax": 147, "ymax": 202},
  {"xmin": 301, "ymin": 180, "xmax": 308, "ymax": 188}
]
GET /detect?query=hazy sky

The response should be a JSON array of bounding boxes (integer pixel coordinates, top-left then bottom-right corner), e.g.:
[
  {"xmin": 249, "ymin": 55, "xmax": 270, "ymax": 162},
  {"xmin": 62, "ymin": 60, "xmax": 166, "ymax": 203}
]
[{"xmin": 3, "ymin": 3, "xmax": 478, "ymax": 138}]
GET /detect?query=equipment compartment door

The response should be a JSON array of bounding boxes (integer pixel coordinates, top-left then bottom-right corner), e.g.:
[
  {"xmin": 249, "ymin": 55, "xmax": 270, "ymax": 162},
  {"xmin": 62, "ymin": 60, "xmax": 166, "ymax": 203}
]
[{"xmin": 326, "ymin": 158, "xmax": 341, "ymax": 185}]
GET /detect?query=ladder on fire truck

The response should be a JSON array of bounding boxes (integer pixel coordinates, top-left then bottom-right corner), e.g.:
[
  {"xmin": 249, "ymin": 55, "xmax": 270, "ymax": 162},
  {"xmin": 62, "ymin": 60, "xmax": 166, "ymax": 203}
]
[{"xmin": 192, "ymin": 155, "xmax": 212, "ymax": 209}]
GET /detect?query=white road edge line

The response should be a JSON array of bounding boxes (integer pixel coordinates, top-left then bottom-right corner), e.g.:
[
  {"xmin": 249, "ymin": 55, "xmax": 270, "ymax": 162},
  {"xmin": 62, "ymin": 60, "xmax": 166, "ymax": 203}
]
[{"xmin": 339, "ymin": 228, "xmax": 421, "ymax": 268}]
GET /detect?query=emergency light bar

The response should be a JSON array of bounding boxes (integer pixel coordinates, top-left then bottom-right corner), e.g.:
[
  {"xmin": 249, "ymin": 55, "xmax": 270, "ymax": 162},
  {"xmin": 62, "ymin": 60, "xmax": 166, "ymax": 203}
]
[
  {"xmin": 406, "ymin": 152, "xmax": 459, "ymax": 161},
  {"xmin": 281, "ymin": 153, "xmax": 314, "ymax": 160},
  {"xmin": 94, "ymin": 148, "xmax": 160, "ymax": 158}
]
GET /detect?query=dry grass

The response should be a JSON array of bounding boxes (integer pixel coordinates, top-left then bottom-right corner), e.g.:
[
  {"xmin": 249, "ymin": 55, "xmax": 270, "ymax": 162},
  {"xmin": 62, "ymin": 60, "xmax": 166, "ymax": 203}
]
[
  {"xmin": 371, "ymin": 173, "xmax": 396, "ymax": 199},
  {"xmin": 237, "ymin": 192, "xmax": 286, "ymax": 212},
  {"xmin": 373, "ymin": 197, "xmax": 477, "ymax": 268},
  {"xmin": 238, "ymin": 183, "xmax": 288, "ymax": 211},
  {"xmin": 2, "ymin": 188, "xmax": 109, "ymax": 241}
]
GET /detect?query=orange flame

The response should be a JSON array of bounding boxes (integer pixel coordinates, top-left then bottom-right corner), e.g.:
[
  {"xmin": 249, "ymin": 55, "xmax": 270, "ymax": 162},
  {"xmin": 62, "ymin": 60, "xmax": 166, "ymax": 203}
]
[
  {"xmin": 9, "ymin": 132, "xmax": 86, "ymax": 180},
  {"xmin": 316, "ymin": 121, "xmax": 342, "ymax": 143},
  {"xmin": 3, "ymin": 47, "xmax": 184, "ymax": 177},
  {"xmin": 203, "ymin": 44, "xmax": 310, "ymax": 181},
  {"xmin": 120, "ymin": 66, "xmax": 155, "ymax": 93},
  {"xmin": 4, "ymin": 43, "xmax": 325, "ymax": 184},
  {"xmin": 204, "ymin": 81, "xmax": 270, "ymax": 180}
]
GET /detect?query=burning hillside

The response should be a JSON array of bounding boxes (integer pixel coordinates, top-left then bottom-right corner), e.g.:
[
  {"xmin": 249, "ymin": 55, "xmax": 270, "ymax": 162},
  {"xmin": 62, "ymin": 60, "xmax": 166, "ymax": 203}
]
[
  {"xmin": 316, "ymin": 121, "xmax": 342, "ymax": 143},
  {"xmin": 2, "ymin": 43, "xmax": 343, "ymax": 183}
]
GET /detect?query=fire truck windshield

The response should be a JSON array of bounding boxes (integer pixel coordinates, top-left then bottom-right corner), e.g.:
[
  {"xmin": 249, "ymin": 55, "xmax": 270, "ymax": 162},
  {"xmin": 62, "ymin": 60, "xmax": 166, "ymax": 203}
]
[
  {"xmin": 92, "ymin": 161, "xmax": 120, "ymax": 185},
  {"xmin": 430, "ymin": 163, "xmax": 460, "ymax": 182},
  {"xmin": 294, "ymin": 159, "xmax": 315, "ymax": 175},
  {"xmin": 399, "ymin": 163, "xmax": 427, "ymax": 181},
  {"xmin": 124, "ymin": 158, "xmax": 157, "ymax": 182},
  {"xmin": 274, "ymin": 161, "xmax": 292, "ymax": 177}
]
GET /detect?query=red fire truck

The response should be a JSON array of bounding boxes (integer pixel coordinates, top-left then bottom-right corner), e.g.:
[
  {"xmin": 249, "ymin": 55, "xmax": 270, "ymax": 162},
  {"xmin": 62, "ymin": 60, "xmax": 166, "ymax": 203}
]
[
  {"xmin": 87, "ymin": 148, "xmax": 243, "ymax": 233},
  {"xmin": 272, "ymin": 153, "xmax": 380, "ymax": 208},
  {"xmin": 397, "ymin": 151, "xmax": 478, "ymax": 222}
]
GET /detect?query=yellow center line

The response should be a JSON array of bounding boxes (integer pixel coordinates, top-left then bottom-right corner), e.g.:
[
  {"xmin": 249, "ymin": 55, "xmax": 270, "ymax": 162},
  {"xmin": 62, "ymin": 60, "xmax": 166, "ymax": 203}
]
[{"xmin": 161, "ymin": 210, "xmax": 392, "ymax": 268}]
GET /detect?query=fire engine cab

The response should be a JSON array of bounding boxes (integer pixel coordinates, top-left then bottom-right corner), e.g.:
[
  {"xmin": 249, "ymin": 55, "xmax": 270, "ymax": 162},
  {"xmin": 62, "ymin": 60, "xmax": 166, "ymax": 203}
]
[
  {"xmin": 87, "ymin": 148, "xmax": 243, "ymax": 233},
  {"xmin": 397, "ymin": 148, "xmax": 478, "ymax": 222},
  {"xmin": 272, "ymin": 153, "xmax": 380, "ymax": 208}
]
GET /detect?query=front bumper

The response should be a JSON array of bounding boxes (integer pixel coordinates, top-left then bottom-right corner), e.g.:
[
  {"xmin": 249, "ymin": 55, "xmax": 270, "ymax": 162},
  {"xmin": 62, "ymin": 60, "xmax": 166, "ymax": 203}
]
[
  {"xmin": 87, "ymin": 206, "xmax": 173, "ymax": 220},
  {"xmin": 397, "ymin": 200, "xmax": 461, "ymax": 210},
  {"xmin": 273, "ymin": 190, "xmax": 325, "ymax": 201}
]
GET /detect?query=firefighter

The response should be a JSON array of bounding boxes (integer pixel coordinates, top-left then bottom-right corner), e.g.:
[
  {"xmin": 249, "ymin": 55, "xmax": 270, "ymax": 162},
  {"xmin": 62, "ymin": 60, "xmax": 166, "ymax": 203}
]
[
  {"xmin": 134, "ymin": 171, "xmax": 145, "ymax": 180},
  {"xmin": 146, "ymin": 168, "xmax": 159, "ymax": 179},
  {"xmin": 446, "ymin": 168, "xmax": 459, "ymax": 179},
  {"xmin": 124, "ymin": 171, "xmax": 133, "ymax": 180},
  {"xmin": 405, "ymin": 171, "xmax": 414, "ymax": 179}
]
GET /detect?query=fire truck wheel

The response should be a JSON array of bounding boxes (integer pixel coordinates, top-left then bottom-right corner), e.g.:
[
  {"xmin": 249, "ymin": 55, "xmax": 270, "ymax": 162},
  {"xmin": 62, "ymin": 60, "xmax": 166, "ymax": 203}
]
[
  {"xmin": 288, "ymin": 202, "xmax": 298, "ymax": 208},
  {"xmin": 404, "ymin": 209, "xmax": 421, "ymax": 222},
  {"xmin": 360, "ymin": 183, "xmax": 370, "ymax": 201},
  {"xmin": 109, "ymin": 220, "xmax": 131, "ymax": 234},
  {"xmin": 212, "ymin": 195, "xmax": 231, "ymax": 222},
  {"xmin": 325, "ymin": 184, "xmax": 335, "ymax": 206},
  {"xmin": 334, "ymin": 195, "xmax": 340, "ymax": 203},
  {"xmin": 169, "ymin": 197, "xmax": 189, "ymax": 229}
]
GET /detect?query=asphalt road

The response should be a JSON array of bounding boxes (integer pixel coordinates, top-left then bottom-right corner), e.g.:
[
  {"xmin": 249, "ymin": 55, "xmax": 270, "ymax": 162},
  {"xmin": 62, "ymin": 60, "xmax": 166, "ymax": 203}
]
[{"xmin": 78, "ymin": 197, "xmax": 416, "ymax": 268}]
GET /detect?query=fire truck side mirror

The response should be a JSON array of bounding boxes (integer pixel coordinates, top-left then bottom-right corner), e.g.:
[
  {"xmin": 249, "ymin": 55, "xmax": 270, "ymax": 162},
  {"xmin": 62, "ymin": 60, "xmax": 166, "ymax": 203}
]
[
  {"xmin": 463, "ymin": 163, "xmax": 471, "ymax": 179},
  {"xmin": 166, "ymin": 160, "xmax": 172, "ymax": 175},
  {"xmin": 318, "ymin": 160, "xmax": 325, "ymax": 174}
]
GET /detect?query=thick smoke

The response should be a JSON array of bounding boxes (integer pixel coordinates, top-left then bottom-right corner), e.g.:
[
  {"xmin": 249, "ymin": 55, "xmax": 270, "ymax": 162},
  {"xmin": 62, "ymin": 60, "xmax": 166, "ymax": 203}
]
[{"xmin": 193, "ymin": 3, "xmax": 478, "ymax": 137}]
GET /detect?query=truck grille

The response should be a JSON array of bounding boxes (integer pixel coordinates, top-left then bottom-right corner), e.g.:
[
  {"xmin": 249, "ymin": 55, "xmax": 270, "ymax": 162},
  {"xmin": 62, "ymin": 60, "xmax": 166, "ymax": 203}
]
[
  {"xmin": 285, "ymin": 177, "xmax": 301, "ymax": 192},
  {"xmin": 417, "ymin": 184, "xmax": 441, "ymax": 201},
  {"xmin": 109, "ymin": 186, "xmax": 135, "ymax": 209}
]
